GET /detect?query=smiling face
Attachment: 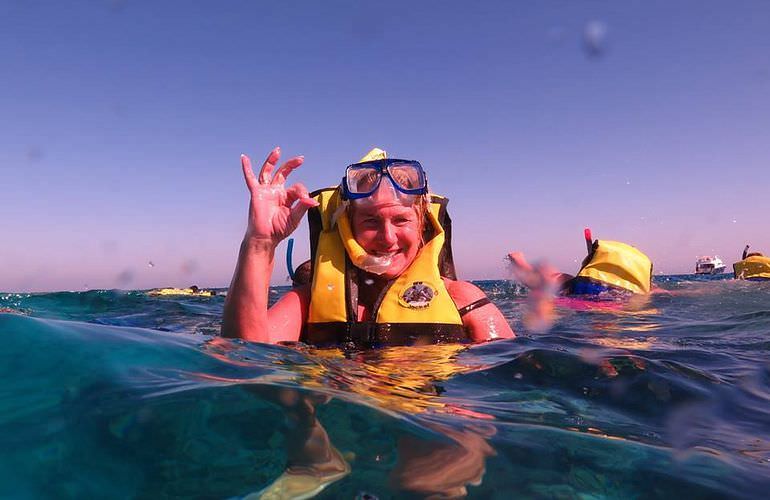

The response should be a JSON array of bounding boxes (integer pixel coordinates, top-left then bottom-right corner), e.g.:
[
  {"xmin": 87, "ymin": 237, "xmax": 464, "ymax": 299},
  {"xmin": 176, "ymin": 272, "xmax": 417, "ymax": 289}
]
[{"xmin": 350, "ymin": 201, "xmax": 423, "ymax": 279}]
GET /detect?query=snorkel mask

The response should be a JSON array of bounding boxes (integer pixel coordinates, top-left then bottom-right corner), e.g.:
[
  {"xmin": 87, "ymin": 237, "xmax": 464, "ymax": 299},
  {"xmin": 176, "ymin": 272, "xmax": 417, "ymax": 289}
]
[
  {"xmin": 337, "ymin": 148, "xmax": 430, "ymax": 274},
  {"xmin": 341, "ymin": 148, "xmax": 428, "ymax": 206}
]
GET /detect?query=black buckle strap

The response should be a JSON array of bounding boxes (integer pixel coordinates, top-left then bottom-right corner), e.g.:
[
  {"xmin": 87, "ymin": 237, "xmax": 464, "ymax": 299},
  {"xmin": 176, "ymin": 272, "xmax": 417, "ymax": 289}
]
[{"xmin": 457, "ymin": 297, "xmax": 491, "ymax": 317}]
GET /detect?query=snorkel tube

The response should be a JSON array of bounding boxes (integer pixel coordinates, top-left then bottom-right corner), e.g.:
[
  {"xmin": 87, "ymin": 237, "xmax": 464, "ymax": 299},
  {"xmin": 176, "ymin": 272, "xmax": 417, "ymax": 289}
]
[
  {"xmin": 571, "ymin": 227, "xmax": 611, "ymax": 295},
  {"xmin": 286, "ymin": 237, "xmax": 295, "ymax": 282},
  {"xmin": 584, "ymin": 227, "xmax": 593, "ymax": 255}
]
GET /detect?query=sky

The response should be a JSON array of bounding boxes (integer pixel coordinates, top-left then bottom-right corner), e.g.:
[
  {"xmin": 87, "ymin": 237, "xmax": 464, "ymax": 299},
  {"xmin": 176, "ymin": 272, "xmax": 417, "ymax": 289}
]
[{"xmin": 2, "ymin": 0, "xmax": 769, "ymax": 292}]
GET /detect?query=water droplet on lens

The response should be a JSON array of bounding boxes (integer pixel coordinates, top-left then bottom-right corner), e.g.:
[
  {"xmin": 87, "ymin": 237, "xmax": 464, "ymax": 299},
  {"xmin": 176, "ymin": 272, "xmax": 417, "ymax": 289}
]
[
  {"xmin": 115, "ymin": 269, "xmax": 134, "ymax": 287},
  {"xmin": 583, "ymin": 20, "xmax": 608, "ymax": 59},
  {"xmin": 180, "ymin": 260, "xmax": 198, "ymax": 275},
  {"xmin": 26, "ymin": 146, "xmax": 44, "ymax": 162}
]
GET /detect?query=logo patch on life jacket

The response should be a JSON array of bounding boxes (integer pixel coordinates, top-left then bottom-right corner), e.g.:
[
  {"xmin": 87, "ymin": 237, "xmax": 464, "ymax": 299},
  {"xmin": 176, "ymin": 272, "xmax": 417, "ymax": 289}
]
[{"xmin": 399, "ymin": 281, "xmax": 436, "ymax": 309}]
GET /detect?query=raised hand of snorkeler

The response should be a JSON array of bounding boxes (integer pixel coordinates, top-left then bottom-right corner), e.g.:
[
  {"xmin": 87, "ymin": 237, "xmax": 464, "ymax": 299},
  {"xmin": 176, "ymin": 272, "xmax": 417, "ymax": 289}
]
[
  {"xmin": 242, "ymin": 147, "xmax": 318, "ymax": 245},
  {"xmin": 222, "ymin": 147, "xmax": 318, "ymax": 343},
  {"xmin": 507, "ymin": 251, "xmax": 565, "ymax": 332},
  {"xmin": 507, "ymin": 252, "xmax": 564, "ymax": 291}
]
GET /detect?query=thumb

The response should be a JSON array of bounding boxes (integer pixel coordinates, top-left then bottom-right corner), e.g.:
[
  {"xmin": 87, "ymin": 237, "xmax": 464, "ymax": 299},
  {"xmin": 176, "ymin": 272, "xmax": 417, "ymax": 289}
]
[
  {"xmin": 286, "ymin": 184, "xmax": 318, "ymax": 228},
  {"xmin": 288, "ymin": 197, "xmax": 317, "ymax": 228}
]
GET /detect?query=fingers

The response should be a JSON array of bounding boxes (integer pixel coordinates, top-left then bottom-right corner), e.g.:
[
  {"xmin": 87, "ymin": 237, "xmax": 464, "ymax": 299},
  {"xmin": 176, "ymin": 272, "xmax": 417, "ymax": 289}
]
[
  {"xmin": 258, "ymin": 147, "xmax": 281, "ymax": 184},
  {"xmin": 507, "ymin": 252, "xmax": 532, "ymax": 272},
  {"xmin": 286, "ymin": 183, "xmax": 319, "ymax": 228},
  {"xmin": 272, "ymin": 156, "xmax": 305, "ymax": 185},
  {"xmin": 285, "ymin": 183, "xmax": 319, "ymax": 208},
  {"xmin": 285, "ymin": 182, "xmax": 308, "ymax": 205},
  {"xmin": 241, "ymin": 154, "xmax": 259, "ymax": 192}
]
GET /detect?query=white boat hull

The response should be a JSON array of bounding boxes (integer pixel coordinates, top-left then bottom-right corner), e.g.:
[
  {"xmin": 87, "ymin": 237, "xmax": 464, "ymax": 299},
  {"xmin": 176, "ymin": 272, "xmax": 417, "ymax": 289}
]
[
  {"xmin": 695, "ymin": 265, "xmax": 726, "ymax": 275},
  {"xmin": 695, "ymin": 256, "xmax": 726, "ymax": 275}
]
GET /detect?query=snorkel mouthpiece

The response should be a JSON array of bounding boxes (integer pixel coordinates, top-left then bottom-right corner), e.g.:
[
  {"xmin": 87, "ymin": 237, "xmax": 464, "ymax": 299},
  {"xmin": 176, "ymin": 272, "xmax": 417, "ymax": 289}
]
[
  {"xmin": 337, "ymin": 205, "xmax": 396, "ymax": 275},
  {"xmin": 356, "ymin": 253, "xmax": 395, "ymax": 275}
]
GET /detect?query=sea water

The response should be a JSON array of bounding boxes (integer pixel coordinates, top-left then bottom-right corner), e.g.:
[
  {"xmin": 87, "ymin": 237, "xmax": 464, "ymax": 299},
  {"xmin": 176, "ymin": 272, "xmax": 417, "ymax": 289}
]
[{"xmin": 1, "ymin": 275, "xmax": 768, "ymax": 498}]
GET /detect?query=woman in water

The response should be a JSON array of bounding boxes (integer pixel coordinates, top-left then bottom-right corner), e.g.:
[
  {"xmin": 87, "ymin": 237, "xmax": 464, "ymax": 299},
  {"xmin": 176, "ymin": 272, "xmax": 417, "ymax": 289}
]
[
  {"xmin": 221, "ymin": 146, "xmax": 513, "ymax": 498},
  {"xmin": 221, "ymin": 146, "xmax": 514, "ymax": 344}
]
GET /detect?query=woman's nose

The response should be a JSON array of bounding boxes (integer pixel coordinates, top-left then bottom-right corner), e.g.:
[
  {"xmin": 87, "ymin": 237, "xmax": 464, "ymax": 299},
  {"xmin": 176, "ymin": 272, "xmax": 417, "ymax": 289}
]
[{"xmin": 379, "ymin": 222, "xmax": 398, "ymax": 246}]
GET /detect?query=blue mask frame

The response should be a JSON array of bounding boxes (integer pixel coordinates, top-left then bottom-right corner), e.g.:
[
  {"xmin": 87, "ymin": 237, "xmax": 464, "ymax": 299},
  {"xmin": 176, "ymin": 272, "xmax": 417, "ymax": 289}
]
[{"xmin": 341, "ymin": 159, "xmax": 428, "ymax": 200}]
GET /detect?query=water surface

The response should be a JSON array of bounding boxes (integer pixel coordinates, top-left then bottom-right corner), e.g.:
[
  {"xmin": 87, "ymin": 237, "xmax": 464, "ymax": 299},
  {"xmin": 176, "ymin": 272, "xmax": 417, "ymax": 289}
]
[{"xmin": 1, "ymin": 275, "xmax": 768, "ymax": 498}]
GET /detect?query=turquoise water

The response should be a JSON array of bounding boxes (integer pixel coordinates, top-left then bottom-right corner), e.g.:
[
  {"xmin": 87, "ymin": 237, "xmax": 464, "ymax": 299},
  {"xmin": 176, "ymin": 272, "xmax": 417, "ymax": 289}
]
[{"xmin": 1, "ymin": 275, "xmax": 769, "ymax": 498}]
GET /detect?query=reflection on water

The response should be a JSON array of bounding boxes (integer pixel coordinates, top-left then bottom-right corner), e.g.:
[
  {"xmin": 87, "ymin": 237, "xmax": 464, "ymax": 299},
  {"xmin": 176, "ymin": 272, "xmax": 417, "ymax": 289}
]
[{"xmin": 201, "ymin": 341, "xmax": 499, "ymax": 497}]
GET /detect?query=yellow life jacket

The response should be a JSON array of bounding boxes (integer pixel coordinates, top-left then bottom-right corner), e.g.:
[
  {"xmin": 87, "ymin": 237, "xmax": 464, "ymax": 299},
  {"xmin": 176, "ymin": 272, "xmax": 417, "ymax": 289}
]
[
  {"xmin": 733, "ymin": 255, "xmax": 770, "ymax": 280},
  {"xmin": 303, "ymin": 187, "xmax": 467, "ymax": 348},
  {"xmin": 576, "ymin": 240, "xmax": 653, "ymax": 294}
]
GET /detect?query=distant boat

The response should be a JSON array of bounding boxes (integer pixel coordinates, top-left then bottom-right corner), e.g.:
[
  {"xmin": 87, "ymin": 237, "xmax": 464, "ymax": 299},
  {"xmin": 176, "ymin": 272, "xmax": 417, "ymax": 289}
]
[{"xmin": 695, "ymin": 256, "xmax": 725, "ymax": 275}]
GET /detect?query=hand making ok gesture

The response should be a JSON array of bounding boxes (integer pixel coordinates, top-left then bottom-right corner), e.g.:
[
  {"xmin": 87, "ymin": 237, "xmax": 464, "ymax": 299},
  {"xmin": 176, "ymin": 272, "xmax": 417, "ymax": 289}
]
[{"xmin": 240, "ymin": 147, "xmax": 319, "ymax": 247}]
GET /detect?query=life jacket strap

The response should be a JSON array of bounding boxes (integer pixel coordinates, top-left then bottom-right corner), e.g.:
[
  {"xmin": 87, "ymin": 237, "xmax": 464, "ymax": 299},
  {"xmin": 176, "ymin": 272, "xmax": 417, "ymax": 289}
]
[{"xmin": 457, "ymin": 297, "xmax": 491, "ymax": 317}]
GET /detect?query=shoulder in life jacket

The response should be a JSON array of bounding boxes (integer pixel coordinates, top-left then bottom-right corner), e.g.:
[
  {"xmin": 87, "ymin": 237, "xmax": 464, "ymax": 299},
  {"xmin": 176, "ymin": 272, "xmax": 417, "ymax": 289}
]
[
  {"xmin": 733, "ymin": 251, "xmax": 770, "ymax": 281},
  {"xmin": 572, "ymin": 240, "xmax": 653, "ymax": 295},
  {"xmin": 303, "ymin": 186, "xmax": 468, "ymax": 348}
]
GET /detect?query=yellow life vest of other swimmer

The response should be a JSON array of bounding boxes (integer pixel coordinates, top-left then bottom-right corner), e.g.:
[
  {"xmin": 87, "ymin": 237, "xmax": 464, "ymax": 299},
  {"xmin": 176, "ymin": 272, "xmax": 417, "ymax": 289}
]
[
  {"xmin": 303, "ymin": 186, "xmax": 466, "ymax": 348},
  {"xmin": 576, "ymin": 240, "xmax": 653, "ymax": 294},
  {"xmin": 733, "ymin": 255, "xmax": 770, "ymax": 280}
]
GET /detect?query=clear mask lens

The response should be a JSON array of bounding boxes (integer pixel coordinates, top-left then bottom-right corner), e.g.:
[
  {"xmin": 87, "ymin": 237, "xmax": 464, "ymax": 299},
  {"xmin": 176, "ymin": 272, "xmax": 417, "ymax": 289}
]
[
  {"xmin": 387, "ymin": 162, "xmax": 424, "ymax": 191},
  {"xmin": 346, "ymin": 166, "xmax": 381, "ymax": 195},
  {"xmin": 351, "ymin": 178, "xmax": 417, "ymax": 208}
]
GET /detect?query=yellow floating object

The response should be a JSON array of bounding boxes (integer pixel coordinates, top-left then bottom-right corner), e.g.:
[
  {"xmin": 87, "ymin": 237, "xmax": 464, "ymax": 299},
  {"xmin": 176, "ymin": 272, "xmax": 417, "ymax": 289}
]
[
  {"xmin": 733, "ymin": 255, "xmax": 770, "ymax": 280},
  {"xmin": 148, "ymin": 288, "xmax": 215, "ymax": 297},
  {"xmin": 577, "ymin": 240, "xmax": 653, "ymax": 294}
]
